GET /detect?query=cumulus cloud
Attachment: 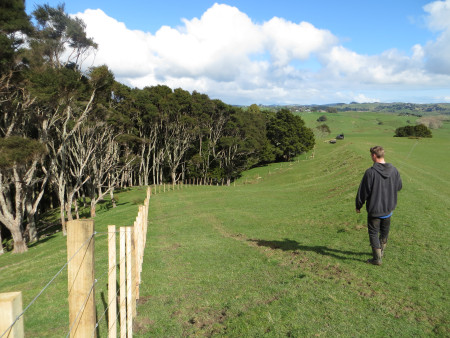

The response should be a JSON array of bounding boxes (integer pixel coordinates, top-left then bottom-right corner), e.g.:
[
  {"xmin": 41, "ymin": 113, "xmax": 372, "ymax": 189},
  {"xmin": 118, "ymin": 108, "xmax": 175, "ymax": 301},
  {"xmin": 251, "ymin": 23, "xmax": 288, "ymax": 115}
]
[
  {"xmin": 74, "ymin": 9, "xmax": 156, "ymax": 79},
  {"xmin": 319, "ymin": 46, "xmax": 431, "ymax": 86},
  {"xmin": 352, "ymin": 93, "xmax": 380, "ymax": 103},
  {"xmin": 74, "ymin": 2, "xmax": 450, "ymax": 104},
  {"xmin": 421, "ymin": 0, "xmax": 450, "ymax": 75},
  {"xmin": 151, "ymin": 4, "xmax": 262, "ymax": 81},
  {"xmin": 262, "ymin": 18, "xmax": 337, "ymax": 67},
  {"xmin": 424, "ymin": 0, "xmax": 450, "ymax": 31}
]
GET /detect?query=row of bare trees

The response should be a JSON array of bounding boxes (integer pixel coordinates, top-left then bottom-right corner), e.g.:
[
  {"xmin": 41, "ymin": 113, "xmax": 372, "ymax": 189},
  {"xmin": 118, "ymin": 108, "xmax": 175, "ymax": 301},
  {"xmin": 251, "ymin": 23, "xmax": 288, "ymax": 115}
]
[{"xmin": 0, "ymin": 2, "xmax": 129, "ymax": 253}]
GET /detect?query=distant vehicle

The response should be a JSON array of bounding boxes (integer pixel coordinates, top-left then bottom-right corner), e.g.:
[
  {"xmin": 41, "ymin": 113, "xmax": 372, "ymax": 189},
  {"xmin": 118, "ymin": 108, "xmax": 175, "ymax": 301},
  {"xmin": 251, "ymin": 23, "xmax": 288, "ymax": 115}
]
[{"xmin": 336, "ymin": 134, "xmax": 344, "ymax": 140}]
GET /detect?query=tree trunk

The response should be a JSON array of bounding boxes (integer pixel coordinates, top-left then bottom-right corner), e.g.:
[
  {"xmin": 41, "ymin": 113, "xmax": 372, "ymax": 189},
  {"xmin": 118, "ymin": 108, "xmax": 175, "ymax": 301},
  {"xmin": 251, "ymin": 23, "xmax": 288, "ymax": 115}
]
[
  {"xmin": 24, "ymin": 169, "xmax": 50, "ymax": 243},
  {"xmin": 181, "ymin": 163, "xmax": 186, "ymax": 182},
  {"xmin": 110, "ymin": 187, "xmax": 116, "ymax": 208},
  {"xmin": 60, "ymin": 203, "xmax": 66, "ymax": 235},
  {"xmin": 90, "ymin": 203, "xmax": 96, "ymax": 218},
  {"xmin": 0, "ymin": 229, "xmax": 4, "ymax": 255},
  {"xmin": 74, "ymin": 198, "xmax": 79, "ymax": 219},
  {"xmin": 58, "ymin": 178, "xmax": 67, "ymax": 235},
  {"xmin": 10, "ymin": 168, "xmax": 27, "ymax": 252},
  {"xmin": 89, "ymin": 186, "xmax": 96, "ymax": 218},
  {"xmin": 67, "ymin": 194, "xmax": 74, "ymax": 221},
  {"xmin": 25, "ymin": 198, "xmax": 38, "ymax": 243},
  {"xmin": 152, "ymin": 152, "xmax": 157, "ymax": 185},
  {"xmin": 10, "ymin": 225, "xmax": 27, "ymax": 253},
  {"xmin": 25, "ymin": 216, "xmax": 38, "ymax": 243}
]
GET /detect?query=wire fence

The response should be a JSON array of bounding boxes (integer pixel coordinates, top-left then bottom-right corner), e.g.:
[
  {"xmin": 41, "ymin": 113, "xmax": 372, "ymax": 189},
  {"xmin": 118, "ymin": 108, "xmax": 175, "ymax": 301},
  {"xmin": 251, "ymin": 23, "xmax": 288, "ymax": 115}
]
[{"xmin": 0, "ymin": 186, "xmax": 151, "ymax": 338}]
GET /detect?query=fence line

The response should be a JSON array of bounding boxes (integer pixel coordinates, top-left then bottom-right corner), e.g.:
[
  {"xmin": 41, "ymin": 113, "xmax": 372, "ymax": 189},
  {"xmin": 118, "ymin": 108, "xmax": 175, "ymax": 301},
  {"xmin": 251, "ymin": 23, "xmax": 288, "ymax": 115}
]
[
  {"xmin": 105, "ymin": 186, "xmax": 150, "ymax": 338},
  {"xmin": 1, "ymin": 181, "xmax": 201, "ymax": 337},
  {"xmin": 1, "ymin": 186, "xmax": 151, "ymax": 338}
]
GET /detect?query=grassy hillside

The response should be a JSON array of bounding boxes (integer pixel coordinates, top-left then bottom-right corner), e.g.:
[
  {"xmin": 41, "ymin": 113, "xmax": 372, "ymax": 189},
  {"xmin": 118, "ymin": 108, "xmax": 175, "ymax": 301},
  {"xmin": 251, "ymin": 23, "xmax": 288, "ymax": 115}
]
[{"xmin": 0, "ymin": 112, "xmax": 449, "ymax": 336}]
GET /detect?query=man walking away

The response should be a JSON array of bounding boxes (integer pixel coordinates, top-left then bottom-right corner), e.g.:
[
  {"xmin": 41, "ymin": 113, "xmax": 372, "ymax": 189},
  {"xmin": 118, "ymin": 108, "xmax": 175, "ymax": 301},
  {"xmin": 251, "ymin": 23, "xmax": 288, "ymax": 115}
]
[{"xmin": 356, "ymin": 146, "xmax": 402, "ymax": 265}]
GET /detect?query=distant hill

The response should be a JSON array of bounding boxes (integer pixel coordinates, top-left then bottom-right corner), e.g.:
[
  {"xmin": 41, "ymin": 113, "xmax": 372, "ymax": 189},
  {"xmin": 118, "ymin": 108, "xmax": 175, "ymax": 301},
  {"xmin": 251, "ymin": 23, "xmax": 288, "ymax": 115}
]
[{"xmin": 254, "ymin": 102, "xmax": 450, "ymax": 116}]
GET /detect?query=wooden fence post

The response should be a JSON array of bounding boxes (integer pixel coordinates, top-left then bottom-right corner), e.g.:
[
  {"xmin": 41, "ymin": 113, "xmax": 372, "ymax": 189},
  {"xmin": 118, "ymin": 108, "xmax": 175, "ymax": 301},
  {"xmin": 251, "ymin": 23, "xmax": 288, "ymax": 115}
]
[
  {"xmin": 119, "ymin": 227, "xmax": 126, "ymax": 338},
  {"xmin": 108, "ymin": 225, "xmax": 117, "ymax": 338},
  {"xmin": 143, "ymin": 201, "xmax": 148, "ymax": 251},
  {"xmin": 67, "ymin": 220, "xmax": 96, "ymax": 338},
  {"xmin": 133, "ymin": 216, "xmax": 141, "ymax": 301},
  {"xmin": 0, "ymin": 292, "xmax": 24, "ymax": 338},
  {"xmin": 126, "ymin": 227, "xmax": 133, "ymax": 337},
  {"xmin": 130, "ymin": 227, "xmax": 137, "ymax": 317},
  {"xmin": 138, "ymin": 206, "xmax": 144, "ymax": 279}
]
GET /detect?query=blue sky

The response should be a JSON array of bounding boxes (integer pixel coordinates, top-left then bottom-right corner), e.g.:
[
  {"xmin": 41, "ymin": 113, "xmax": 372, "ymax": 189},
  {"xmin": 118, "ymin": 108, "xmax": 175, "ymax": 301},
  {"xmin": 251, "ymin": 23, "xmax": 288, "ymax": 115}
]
[{"xmin": 26, "ymin": 0, "xmax": 450, "ymax": 105}]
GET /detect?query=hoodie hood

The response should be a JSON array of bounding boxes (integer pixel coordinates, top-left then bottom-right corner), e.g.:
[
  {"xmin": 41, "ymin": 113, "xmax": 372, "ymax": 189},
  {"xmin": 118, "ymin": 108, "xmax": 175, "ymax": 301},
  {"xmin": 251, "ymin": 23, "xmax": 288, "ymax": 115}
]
[{"xmin": 372, "ymin": 162, "xmax": 394, "ymax": 178}]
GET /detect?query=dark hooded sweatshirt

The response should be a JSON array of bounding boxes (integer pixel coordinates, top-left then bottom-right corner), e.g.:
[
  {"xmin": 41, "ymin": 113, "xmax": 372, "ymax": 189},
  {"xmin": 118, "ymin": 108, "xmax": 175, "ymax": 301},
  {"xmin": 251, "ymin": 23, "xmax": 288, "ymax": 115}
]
[{"xmin": 356, "ymin": 163, "xmax": 402, "ymax": 217}]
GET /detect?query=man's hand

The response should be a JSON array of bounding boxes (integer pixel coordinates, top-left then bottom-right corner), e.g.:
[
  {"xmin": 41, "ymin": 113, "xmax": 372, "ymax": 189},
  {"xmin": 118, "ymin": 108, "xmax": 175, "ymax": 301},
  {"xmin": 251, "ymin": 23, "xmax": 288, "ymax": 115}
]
[{"xmin": 356, "ymin": 209, "xmax": 361, "ymax": 213}]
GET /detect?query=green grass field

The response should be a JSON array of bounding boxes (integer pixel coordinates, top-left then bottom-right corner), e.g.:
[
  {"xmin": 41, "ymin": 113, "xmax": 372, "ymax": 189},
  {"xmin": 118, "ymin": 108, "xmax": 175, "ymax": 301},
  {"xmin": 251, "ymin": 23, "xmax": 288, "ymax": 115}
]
[{"xmin": 1, "ymin": 111, "xmax": 449, "ymax": 337}]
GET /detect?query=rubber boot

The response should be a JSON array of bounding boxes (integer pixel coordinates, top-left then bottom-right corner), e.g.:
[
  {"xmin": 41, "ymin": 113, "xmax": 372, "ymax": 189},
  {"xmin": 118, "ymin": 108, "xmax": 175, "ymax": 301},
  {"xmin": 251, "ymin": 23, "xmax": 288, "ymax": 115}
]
[
  {"xmin": 367, "ymin": 248, "xmax": 382, "ymax": 265},
  {"xmin": 380, "ymin": 238, "xmax": 387, "ymax": 258}
]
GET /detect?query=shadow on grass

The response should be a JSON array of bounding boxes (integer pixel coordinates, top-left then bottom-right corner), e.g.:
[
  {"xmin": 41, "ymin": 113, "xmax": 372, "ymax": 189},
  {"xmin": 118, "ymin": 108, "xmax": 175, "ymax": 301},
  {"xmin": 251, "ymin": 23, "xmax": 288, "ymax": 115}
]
[
  {"xmin": 28, "ymin": 234, "xmax": 57, "ymax": 248},
  {"xmin": 37, "ymin": 220, "xmax": 61, "ymax": 238},
  {"xmin": 248, "ymin": 238, "xmax": 367, "ymax": 262},
  {"xmin": 77, "ymin": 201, "xmax": 130, "ymax": 218}
]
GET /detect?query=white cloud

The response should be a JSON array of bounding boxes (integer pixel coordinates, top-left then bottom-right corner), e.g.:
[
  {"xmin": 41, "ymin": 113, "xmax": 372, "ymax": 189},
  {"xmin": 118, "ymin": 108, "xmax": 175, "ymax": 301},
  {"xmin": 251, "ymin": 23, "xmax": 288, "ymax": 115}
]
[
  {"xmin": 424, "ymin": 0, "xmax": 450, "ymax": 31},
  {"xmin": 75, "ymin": 9, "xmax": 156, "ymax": 78},
  {"xmin": 150, "ymin": 4, "xmax": 263, "ymax": 80},
  {"xmin": 262, "ymin": 18, "xmax": 337, "ymax": 67},
  {"xmin": 423, "ymin": 30, "xmax": 450, "ymax": 74},
  {"xmin": 352, "ymin": 93, "xmax": 380, "ymax": 103},
  {"xmin": 421, "ymin": 0, "xmax": 450, "ymax": 75},
  {"xmin": 317, "ymin": 46, "xmax": 431, "ymax": 87},
  {"xmin": 74, "ymin": 2, "xmax": 450, "ymax": 104}
]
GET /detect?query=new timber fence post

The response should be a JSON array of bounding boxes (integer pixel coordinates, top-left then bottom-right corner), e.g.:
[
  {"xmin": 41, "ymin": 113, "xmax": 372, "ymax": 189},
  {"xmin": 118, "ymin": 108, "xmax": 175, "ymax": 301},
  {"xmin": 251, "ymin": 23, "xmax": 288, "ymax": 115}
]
[
  {"xmin": 0, "ymin": 292, "xmax": 24, "ymax": 338},
  {"xmin": 67, "ymin": 220, "xmax": 96, "ymax": 338},
  {"xmin": 108, "ymin": 225, "xmax": 117, "ymax": 338},
  {"xmin": 120, "ymin": 227, "xmax": 126, "ymax": 338},
  {"xmin": 126, "ymin": 227, "xmax": 134, "ymax": 338}
]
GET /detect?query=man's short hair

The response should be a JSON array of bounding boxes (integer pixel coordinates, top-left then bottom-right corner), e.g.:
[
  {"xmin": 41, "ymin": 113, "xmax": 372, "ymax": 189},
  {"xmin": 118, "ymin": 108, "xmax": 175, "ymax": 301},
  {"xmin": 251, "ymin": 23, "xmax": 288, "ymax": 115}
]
[{"xmin": 370, "ymin": 146, "xmax": 385, "ymax": 159}]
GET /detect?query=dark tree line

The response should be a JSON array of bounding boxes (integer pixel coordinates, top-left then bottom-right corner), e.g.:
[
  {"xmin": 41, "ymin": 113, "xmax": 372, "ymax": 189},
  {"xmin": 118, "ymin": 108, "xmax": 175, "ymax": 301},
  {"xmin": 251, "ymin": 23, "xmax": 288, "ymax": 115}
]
[{"xmin": 0, "ymin": 1, "xmax": 315, "ymax": 253}]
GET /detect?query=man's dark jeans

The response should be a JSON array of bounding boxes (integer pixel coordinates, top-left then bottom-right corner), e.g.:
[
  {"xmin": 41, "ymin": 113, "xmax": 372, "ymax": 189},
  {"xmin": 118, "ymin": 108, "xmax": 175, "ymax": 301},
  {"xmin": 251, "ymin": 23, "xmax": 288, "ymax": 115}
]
[{"xmin": 368, "ymin": 216, "xmax": 391, "ymax": 249}]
